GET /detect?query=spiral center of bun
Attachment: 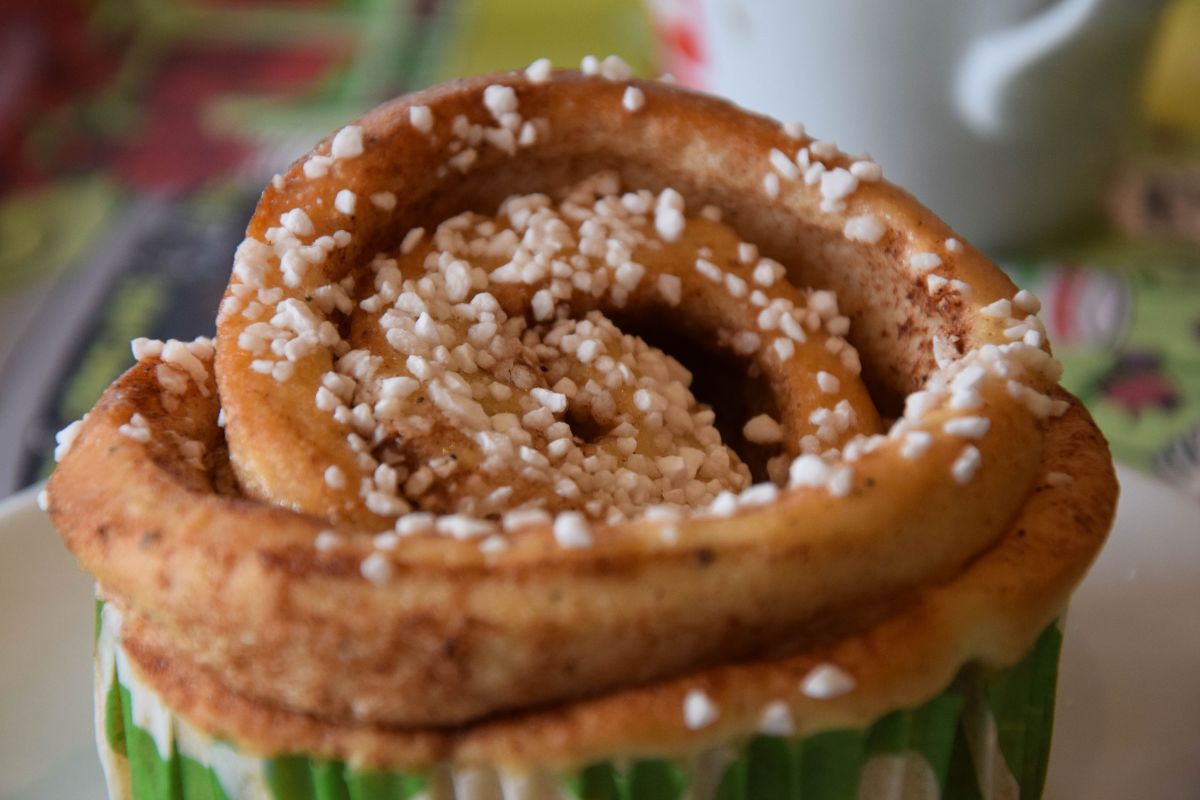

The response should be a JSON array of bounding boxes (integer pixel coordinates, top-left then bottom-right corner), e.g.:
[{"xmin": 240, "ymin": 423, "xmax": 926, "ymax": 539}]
[{"xmin": 221, "ymin": 172, "xmax": 880, "ymax": 532}]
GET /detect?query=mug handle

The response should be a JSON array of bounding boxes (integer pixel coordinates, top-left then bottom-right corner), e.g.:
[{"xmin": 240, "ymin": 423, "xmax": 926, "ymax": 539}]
[{"xmin": 954, "ymin": 0, "xmax": 1164, "ymax": 139}]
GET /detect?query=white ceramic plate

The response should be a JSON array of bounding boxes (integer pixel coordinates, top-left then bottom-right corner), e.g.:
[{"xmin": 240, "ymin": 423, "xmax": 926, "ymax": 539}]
[{"xmin": 1, "ymin": 466, "xmax": 1197, "ymax": 799}]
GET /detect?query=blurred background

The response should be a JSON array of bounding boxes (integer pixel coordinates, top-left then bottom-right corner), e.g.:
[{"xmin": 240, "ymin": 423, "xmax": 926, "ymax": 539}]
[{"xmin": 1, "ymin": 0, "xmax": 1198, "ymax": 501}]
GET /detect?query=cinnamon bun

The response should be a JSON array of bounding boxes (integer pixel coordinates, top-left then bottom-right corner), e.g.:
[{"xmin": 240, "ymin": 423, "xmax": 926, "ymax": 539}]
[{"xmin": 49, "ymin": 62, "xmax": 1116, "ymax": 800}]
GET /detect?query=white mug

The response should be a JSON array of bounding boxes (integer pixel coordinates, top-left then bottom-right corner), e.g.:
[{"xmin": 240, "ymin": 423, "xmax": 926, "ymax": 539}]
[{"xmin": 650, "ymin": 0, "xmax": 1166, "ymax": 249}]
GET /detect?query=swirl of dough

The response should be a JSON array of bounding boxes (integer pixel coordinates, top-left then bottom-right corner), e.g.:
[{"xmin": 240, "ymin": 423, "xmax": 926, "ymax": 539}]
[{"xmin": 219, "ymin": 171, "xmax": 879, "ymax": 533}]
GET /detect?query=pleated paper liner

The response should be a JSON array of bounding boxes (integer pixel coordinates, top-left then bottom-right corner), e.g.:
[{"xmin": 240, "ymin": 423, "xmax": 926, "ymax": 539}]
[{"xmin": 93, "ymin": 601, "xmax": 1061, "ymax": 800}]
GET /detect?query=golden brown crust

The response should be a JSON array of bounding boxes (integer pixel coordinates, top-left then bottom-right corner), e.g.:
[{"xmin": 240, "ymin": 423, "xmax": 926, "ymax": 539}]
[
  {"xmin": 49, "ymin": 69, "xmax": 1118, "ymax": 763},
  {"xmin": 107, "ymin": 395, "xmax": 1112, "ymax": 770},
  {"xmin": 52, "ymin": 352, "xmax": 1050, "ymax": 729}
]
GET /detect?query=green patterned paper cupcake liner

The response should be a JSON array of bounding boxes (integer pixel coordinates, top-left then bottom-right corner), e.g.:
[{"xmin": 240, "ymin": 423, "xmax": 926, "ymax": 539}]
[{"xmin": 93, "ymin": 601, "xmax": 1061, "ymax": 800}]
